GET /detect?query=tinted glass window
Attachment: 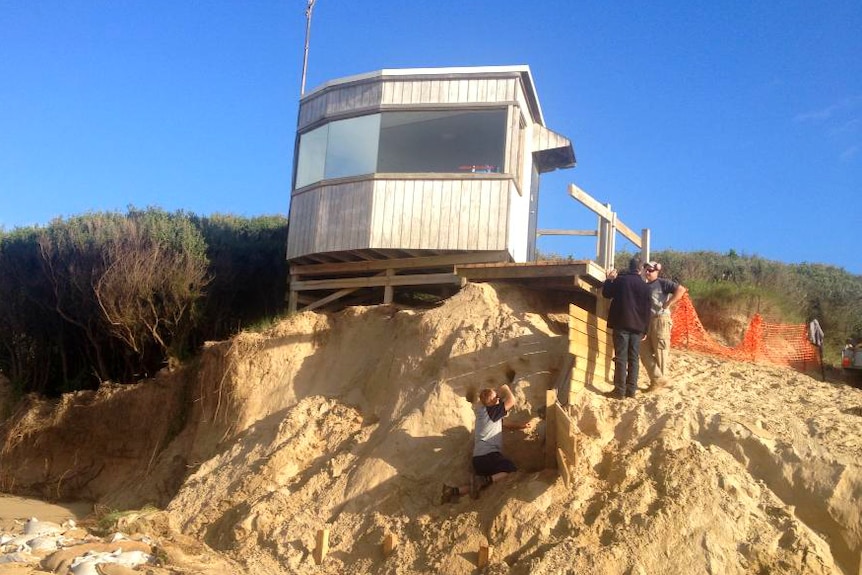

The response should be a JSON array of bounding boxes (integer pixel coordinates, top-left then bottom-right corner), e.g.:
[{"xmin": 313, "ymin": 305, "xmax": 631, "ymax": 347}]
[
  {"xmin": 378, "ymin": 110, "xmax": 506, "ymax": 174},
  {"xmin": 295, "ymin": 125, "xmax": 327, "ymax": 189},
  {"xmin": 325, "ymin": 114, "xmax": 380, "ymax": 180},
  {"xmin": 294, "ymin": 109, "xmax": 507, "ymax": 188}
]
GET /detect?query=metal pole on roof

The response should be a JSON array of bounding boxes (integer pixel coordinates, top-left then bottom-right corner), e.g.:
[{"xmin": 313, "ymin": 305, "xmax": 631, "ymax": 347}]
[{"xmin": 300, "ymin": 0, "xmax": 318, "ymax": 97}]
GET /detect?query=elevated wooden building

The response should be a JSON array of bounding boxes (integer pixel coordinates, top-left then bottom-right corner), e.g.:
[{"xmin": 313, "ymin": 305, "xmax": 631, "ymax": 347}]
[
  {"xmin": 283, "ymin": 67, "xmax": 655, "ymax": 483},
  {"xmin": 286, "ymin": 65, "xmax": 582, "ymax": 311}
]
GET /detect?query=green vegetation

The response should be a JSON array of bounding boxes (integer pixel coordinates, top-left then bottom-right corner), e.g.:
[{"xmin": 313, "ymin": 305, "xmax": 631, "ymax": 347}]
[
  {"xmin": 92, "ymin": 505, "xmax": 160, "ymax": 536},
  {"xmin": 0, "ymin": 208, "xmax": 287, "ymax": 396},
  {"xmin": 614, "ymin": 249, "xmax": 862, "ymax": 363},
  {"xmin": 2, "ymin": 220, "xmax": 859, "ymax": 398}
]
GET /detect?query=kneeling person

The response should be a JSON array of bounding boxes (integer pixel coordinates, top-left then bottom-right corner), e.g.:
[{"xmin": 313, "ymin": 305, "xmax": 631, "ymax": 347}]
[{"xmin": 442, "ymin": 384, "xmax": 517, "ymax": 502}]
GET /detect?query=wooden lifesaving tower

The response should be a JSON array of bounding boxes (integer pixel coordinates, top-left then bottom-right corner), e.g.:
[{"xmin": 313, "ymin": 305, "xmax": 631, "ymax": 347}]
[{"xmin": 286, "ymin": 65, "xmax": 576, "ymax": 312}]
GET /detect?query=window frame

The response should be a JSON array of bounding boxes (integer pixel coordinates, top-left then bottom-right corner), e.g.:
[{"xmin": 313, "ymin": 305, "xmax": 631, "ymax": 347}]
[{"xmin": 293, "ymin": 107, "xmax": 511, "ymax": 190}]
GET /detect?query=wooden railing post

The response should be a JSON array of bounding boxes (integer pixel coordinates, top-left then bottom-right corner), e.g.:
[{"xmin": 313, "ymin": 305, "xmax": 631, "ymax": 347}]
[{"xmin": 641, "ymin": 228, "xmax": 651, "ymax": 263}]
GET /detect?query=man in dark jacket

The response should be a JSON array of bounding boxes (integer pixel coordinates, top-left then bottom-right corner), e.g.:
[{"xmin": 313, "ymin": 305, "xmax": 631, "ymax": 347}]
[{"xmin": 602, "ymin": 256, "xmax": 652, "ymax": 399}]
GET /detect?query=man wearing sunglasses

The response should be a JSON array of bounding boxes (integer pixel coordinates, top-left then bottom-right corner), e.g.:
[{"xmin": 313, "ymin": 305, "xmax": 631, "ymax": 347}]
[{"xmin": 641, "ymin": 261, "xmax": 687, "ymax": 391}]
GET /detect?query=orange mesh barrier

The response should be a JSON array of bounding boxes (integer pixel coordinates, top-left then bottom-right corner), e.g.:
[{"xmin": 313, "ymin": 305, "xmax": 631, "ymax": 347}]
[{"xmin": 670, "ymin": 293, "xmax": 820, "ymax": 366}]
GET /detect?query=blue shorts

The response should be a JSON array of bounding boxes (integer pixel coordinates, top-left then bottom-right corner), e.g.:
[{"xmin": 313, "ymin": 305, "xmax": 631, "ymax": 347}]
[{"xmin": 472, "ymin": 451, "xmax": 517, "ymax": 476}]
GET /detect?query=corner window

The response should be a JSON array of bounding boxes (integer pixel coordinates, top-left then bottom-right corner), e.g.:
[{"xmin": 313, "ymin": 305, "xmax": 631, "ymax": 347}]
[
  {"xmin": 295, "ymin": 109, "xmax": 507, "ymax": 188},
  {"xmin": 295, "ymin": 125, "xmax": 327, "ymax": 188},
  {"xmin": 296, "ymin": 115, "xmax": 380, "ymax": 189}
]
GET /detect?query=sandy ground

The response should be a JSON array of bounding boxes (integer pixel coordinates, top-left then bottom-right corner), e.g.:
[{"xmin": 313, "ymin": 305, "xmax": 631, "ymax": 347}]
[
  {"xmin": 0, "ymin": 496, "xmax": 91, "ymax": 531},
  {"xmin": 1, "ymin": 282, "xmax": 860, "ymax": 574}
]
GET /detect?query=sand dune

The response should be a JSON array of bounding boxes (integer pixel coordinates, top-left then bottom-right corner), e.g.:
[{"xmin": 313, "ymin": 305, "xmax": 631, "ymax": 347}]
[{"xmin": 1, "ymin": 283, "xmax": 860, "ymax": 574}]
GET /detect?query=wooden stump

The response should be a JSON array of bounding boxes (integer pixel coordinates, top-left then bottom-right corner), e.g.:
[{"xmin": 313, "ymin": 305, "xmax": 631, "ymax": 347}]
[
  {"xmin": 313, "ymin": 528, "xmax": 329, "ymax": 565},
  {"xmin": 383, "ymin": 533, "xmax": 397, "ymax": 557},
  {"xmin": 545, "ymin": 389, "xmax": 558, "ymax": 469}
]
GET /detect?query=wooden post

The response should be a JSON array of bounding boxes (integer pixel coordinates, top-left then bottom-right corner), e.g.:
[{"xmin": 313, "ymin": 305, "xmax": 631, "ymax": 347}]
[
  {"xmin": 478, "ymin": 544, "xmax": 492, "ymax": 568},
  {"xmin": 382, "ymin": 533, "xmax": 397, "ymax": 557},
  {"xmin": 556, "ymin": 447, "xmax": 572, "ymax": 488},
  {"xmin": 545, "ymin": 390, "xmax": 557, "ymax": 469},
  {"xmin": 641, "ymin": 228, "xmax": 651, "ymax": 263},
  {"xmin": 595, "ymin": 296, "xmax": 610, "ymax": 321},
  {"xmin": 313, "ymin": 528, "xmax": 329, "ymax": 565},
  {"xmin": 596, "ymin": 213, "xmax": 606, "ymax": 267},
  {"xmin": 288, "ymin": 273, "xmax": 299, "ymax": 313},
  {"xmin": 383, "ymin": 269, "xmax": 395, "ymax": 304}
]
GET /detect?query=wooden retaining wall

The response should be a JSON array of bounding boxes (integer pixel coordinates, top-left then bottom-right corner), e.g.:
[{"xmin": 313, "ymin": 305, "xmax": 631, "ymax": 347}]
[
  {"xmin": 567, "ymin": 303, "xmax": 613, "ymax": 403},
  {"xmin": 544, "ymin": 389, "xmax": 577, "ymax": 487},
  {"xmin": 545, "ymin": 302, "xmax": 613, "ymax": 482}
]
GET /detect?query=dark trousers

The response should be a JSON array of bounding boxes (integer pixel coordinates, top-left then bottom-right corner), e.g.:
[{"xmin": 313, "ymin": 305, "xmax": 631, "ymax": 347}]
[{"xmin": 612, "ymin": 329, "xmax": 642, "ymax": 397}]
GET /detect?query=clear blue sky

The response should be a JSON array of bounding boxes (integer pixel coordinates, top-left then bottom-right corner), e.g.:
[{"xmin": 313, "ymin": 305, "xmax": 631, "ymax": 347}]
[{"xmin": 2, "ymin": 1, "xmax": 860, "ymax": 274}]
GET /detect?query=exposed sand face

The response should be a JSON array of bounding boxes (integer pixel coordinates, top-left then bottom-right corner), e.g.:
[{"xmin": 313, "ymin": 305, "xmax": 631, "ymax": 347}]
[{"xmin": 1, "ymin": 283, "xmax": 860, "ymax": 574}]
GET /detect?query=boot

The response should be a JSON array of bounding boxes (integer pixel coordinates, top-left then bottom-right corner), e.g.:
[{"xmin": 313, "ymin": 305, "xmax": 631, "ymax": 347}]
[{"xmin": 441, "ymin": 484, "xmax": 459, "ymax": 504}]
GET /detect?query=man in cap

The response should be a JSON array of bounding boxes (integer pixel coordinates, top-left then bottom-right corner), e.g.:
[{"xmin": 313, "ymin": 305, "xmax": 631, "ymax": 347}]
[
  {"xmin": 602, "ymin": 256, "xmax": 652, "ymax": 399},
  {"xmin": 641, "ymin": 260, "xmax": 687, "ymax": 390}
]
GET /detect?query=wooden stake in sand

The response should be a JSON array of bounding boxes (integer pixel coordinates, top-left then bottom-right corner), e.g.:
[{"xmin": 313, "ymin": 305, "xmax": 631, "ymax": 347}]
[
  {"xmin": 382, "ymin": 533, "xmax": 397, "ymax": 557},
  {"xmin": 545, "ymin": 389, "xmax": 558, "ymax": 469},
  {"xmin": 478, "ymin": 544, "xmax": 492, "ymax": 568},
  {"xmin": 313, "ymin": 528, "xmax": 329, "ymax": 565}
]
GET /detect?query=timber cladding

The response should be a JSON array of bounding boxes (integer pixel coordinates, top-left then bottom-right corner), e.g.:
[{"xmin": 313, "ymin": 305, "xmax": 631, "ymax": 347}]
[
  {"xmin": 287, "ymin": 180, "xmax": 374, "ymax": 258},
  {"xmin": 298, "ymin": 73, "xmax": 525, "ymax": 131},
  {"xmin": 287, "ymin": 178, "xmax": 513, "ymax": 259},
  {"xmin": 287, "ymin": 66, "xmax": 570, "ymax": 265}
]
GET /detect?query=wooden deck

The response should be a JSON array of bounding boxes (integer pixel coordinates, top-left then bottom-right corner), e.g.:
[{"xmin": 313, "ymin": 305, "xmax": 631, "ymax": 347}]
[
  {"xmin": 456, "ymin": 260, "xmax": 605, "ymax": 290},
  {"xmin": 287, "ymin": 254, "xmax": 607, "ymax": 313}
]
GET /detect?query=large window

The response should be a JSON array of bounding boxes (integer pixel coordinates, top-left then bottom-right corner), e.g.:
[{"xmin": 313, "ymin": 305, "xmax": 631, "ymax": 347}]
[
  {"xmin": 295, "ymin": 109, "xmax": 507, "ymax": 189},
  {"xmin": 295, "ymin": 114, "xmax": 380, "ymax": 189}
]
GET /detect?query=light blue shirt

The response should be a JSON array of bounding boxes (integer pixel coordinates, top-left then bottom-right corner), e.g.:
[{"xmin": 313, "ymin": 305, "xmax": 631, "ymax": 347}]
[{"xmin": 473, "ymin": 402, "xmax": 506, "ymax": 457}]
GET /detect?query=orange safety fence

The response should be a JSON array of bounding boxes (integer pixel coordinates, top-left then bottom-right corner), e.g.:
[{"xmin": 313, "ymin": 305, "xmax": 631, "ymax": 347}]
[{"xmin": 670, "ymin": 293, "xmax": 820, "ymax": 366}]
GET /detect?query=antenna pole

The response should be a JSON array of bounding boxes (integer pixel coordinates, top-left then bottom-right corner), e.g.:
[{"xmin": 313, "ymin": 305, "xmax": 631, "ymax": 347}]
[{"xmin": 300, "ymin": 0, "xmax": 317, "ymax": 97}]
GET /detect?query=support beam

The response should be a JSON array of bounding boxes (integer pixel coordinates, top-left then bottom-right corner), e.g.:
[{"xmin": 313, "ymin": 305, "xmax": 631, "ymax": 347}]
[
  {"xmin": 536, "ymin": 229, "xmax": 597, "ymax": 237},
  {"xmin": 383, "ymin": 269, "xmax": 395, "ymax": 304},
  {"xmin": 291, "ymin": 273, "xmax": 463, "ymax": 291},
  {"xmin": 288, "ymin": 284, "xmax": 298, "ymax": 314},
  {"xmin": 303, "ymin": 287, "xmax": 361, "ymax": 312},
  {"xmin": 641, "ymin": 228, "xmax": 651, "ymax": 262},
  {"xmin": 290, "ymin": 251, "xmax": 509, "ymax": 276}
]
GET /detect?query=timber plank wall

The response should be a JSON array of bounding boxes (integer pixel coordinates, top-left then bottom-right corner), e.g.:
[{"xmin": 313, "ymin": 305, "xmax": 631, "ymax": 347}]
[
  {"xmin": 566, "ymin": 303, "xmax": 613, "ymax": 403},
  {"xmin": 288, "ymin": 70, "xmax": 536, "ymax": 261},
  {"xmin": 298, "ymin": 76, "xmax": 525, "ymax": 128},
  {"xmin": 287, "ymin": 178, "xmax": 513, "ymax": 259},
  {"xmin": 546, "ymin": 302, "xmax": 613, "ymax": 483}
]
